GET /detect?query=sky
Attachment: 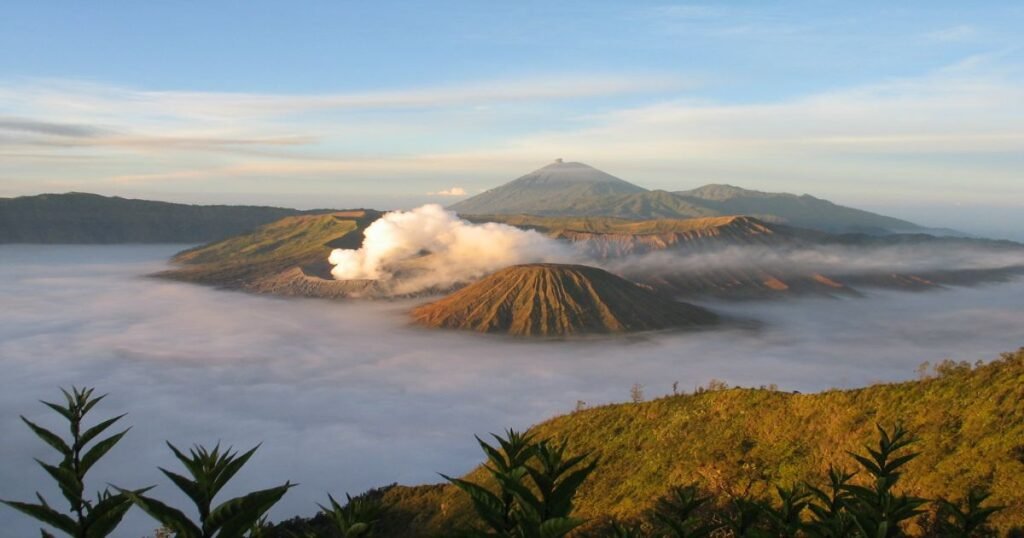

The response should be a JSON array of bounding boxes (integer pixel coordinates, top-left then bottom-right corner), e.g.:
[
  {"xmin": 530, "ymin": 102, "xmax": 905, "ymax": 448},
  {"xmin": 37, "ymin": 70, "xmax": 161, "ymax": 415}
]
[{"xmin": 1, "ymin": 1, "xmax": 1022, "ymax": 236}]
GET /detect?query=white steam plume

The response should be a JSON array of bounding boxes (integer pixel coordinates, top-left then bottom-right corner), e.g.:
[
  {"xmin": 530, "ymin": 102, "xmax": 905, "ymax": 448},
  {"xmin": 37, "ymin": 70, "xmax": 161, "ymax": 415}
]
[{"xmin": 329, "ymin": 204, "xmax": 570, "ymax": 293}]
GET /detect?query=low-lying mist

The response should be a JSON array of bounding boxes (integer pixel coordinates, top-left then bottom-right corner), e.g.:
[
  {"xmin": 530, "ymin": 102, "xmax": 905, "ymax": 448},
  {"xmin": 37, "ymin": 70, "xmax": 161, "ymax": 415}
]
[
  {"xmin": 1, "ymin": 245, "xmax": 1023, "ymax": 536},
  {"xmin": 325, "ymin": 205, "xmax": 1024, "ymax": 297},
  {"xmin": 603, "ymin": 242, "xmax": 1024, "ymax": 277}
]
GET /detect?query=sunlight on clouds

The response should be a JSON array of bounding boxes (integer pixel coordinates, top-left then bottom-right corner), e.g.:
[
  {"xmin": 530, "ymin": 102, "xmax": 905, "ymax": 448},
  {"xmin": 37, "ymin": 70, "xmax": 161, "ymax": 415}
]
[{"xmin": 1, "ymin": 61, "xmax": 1022, "ymax": 207}]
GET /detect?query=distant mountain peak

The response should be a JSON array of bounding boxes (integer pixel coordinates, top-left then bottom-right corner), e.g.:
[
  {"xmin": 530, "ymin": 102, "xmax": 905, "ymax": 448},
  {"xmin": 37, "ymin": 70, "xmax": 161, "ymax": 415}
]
[
  {"xmin": 449, "ymin": 160, "xmax": 646, "ymax": 215},
  {"xmin": 520, "ymin": 160, "xmax": 638, "ymax": 184},
  {"xmin": 448, "ymin": 162, "xmax": 928, "ymax": 235}
]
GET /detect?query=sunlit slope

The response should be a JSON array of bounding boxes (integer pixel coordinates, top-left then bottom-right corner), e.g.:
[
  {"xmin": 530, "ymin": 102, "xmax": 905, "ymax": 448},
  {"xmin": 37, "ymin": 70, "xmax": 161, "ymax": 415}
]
[
  {"xmin": 410, "ymin": 263, "xmax": 718, "ymax": 336},
  {"xmin": 159, "ymin": 211, "xmax": 382, "ymax": 290},
  {"xmin": 371, "ymin": 349, "xmax": 1024, "ymax": 536}
]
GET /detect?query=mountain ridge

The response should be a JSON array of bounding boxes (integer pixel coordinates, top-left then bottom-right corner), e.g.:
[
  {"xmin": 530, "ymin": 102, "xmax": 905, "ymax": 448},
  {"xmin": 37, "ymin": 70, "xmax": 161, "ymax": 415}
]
[
  {"xmin": 451, "ymin": 161, "xmax": 931, "ymax": 235},
  {"xmin": 0, "ymin": 192, "xmax": 313, "ymax": 244}
]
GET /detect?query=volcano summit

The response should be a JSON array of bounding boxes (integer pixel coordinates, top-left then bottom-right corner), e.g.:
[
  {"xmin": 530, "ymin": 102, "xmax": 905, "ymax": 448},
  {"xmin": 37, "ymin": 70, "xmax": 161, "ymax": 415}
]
[{"xmin": 410, "ymin": 263, "xmax": 718, "ymax": 336}]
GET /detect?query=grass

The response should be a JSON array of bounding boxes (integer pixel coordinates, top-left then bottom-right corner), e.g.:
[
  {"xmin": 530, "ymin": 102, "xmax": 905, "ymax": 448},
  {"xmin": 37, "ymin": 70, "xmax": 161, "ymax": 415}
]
[
  {"xmin": 158, "ymin": 211, "xmax": 379, "ymax": 286},
  {"xmin": 368, "ymin": 349, "xmax": 1024, "ymax": 536}
]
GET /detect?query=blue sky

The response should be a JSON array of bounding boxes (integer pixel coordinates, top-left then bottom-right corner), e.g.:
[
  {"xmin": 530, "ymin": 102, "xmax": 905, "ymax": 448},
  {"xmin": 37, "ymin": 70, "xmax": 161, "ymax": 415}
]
[{"xmin": 1, "ymin": 1, "xmax": 1022, "ymax": 236}]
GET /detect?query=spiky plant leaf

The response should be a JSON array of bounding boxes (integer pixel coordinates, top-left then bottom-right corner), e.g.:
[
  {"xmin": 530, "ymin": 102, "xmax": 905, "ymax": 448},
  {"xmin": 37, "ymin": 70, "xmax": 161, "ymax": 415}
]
[
  {"xmin": 117, "ymin": 489, "xmax": 202, "ymax": 538},
  {"xmin": 207, "ymin": 482, "xmax": 294, "ymax": 536},
  {"xmin": 20, "ymin": 417, "xmax": 72, "ymax": 457},
  {"xmin": 538, "ymin": 516, "xmax": 584, "ymax": 538},
  {"xmin": 79, "ymin": 429, "xmax": 129, "ymax": 476},
  {"xmin": 0, "ymin": 500, "xmax": 78, "ymax": 535},
  {"xmin": 77, "ymin": 415, "xmax": 125, "ymax": 451}
]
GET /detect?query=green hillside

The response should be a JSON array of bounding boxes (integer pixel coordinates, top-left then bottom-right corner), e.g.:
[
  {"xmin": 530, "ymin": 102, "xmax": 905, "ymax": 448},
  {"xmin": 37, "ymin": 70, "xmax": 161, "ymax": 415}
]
[
  {"xmin": 159, "ymin": 210, "xmax": 381, "ymax": 288},
  {"xmin": 0, "ymin": 192, "xmax": 308, "ymax": 243},
  {"xmin": 348, "ymin": 349, "xmax": 1024, "ymax": 536}
]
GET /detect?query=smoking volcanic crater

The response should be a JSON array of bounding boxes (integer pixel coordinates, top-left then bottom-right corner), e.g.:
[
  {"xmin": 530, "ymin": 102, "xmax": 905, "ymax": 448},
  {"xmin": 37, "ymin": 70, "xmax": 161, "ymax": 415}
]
[
  {"xmin": 154, "ymin": 161, "xmax": 1024, "ymax": 339},
  {"xmin": 410, "ymin": 263, "xmax": 718, "ymax": 336}
]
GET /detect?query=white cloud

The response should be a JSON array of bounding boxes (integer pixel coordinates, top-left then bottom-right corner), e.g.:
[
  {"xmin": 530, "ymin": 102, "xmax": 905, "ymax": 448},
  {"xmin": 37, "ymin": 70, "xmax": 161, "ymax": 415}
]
[
  {"xmin": 0, "ymin": 74, "xmax": 684, "ymax": 122},
  {"xmin": 428, "ymin": 187, "xmax": 467, "ymax": 196}
]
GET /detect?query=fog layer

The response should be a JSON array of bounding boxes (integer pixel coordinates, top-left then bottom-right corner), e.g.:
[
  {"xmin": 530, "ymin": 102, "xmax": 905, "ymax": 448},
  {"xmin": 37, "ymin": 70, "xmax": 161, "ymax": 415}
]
[{"xmin": 1, "ymin": 245, "xmax": 1022, "ymax": 536}]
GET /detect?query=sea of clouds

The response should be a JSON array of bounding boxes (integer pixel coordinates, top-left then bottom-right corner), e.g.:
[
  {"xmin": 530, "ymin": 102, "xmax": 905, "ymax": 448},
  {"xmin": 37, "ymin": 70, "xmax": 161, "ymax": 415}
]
[{"xmin": 1, "ymin": 244, "xmax": 1023, "ymax": 536}]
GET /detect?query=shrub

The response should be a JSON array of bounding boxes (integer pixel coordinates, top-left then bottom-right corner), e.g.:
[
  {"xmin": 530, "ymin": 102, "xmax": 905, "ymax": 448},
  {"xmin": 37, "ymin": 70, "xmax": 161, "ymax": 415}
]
[
  {"xmin": 0, "ymin": 387, "xmax": 137, "ymax": 538},
  {"xmin": 117, "ymin": 443, "xmax": 294, "ymax": 538}
]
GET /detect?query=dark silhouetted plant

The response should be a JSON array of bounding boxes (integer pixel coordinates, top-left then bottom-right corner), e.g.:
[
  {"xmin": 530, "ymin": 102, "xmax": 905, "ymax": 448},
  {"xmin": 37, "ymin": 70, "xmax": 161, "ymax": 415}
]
[
  {"xmin": 652, "ymin": 484, "xmax": 720, "ymax": 538},
  {"xmin": 762, "ymin": 484, "xmax": 810, "ymax": 537},
  {"xmin": 118, "ymin": 442, "xmax": 293, "ymax": 538},
  {"xmin": 842, "ymin": 424, "xmax": 927, "ymax": 537},
  {"xmin": 724, "ymin": 496, "xmax": 771, "ymax": 538},
  {"xmin": 0, "ymin": 387, "xmax": 137, "ymax": 538},
  {"xmin": 805, "ymin": 466, "xmax": 856, "ymax": 537},
  {"xmin": 445, "ymin": 429, "xmax": 597, "ymax": 537},
  {"xmin": 934, "ymin": 488, "xmax": 1004, "ymax": 537},
  {"xmin": 319, "ymin": 492, "xmax": 386, "ymax": 537},
  {"xmin": 605, "ymin": 521, "xmax": 645, "ymax": 537},
  {"xmin": 443, "ymin": 429, "xmax": 536, "ymax": 536}
]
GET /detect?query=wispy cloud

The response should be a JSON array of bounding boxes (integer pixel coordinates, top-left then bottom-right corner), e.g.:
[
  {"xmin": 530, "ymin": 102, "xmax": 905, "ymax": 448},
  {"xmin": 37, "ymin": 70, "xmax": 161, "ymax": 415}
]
[
  {"xmin": 1, "ymin": 59, "xmax": 1022, "ymax": 209},
  {"xmin": 428, "ymin": 187, "xmax": 467, "ymax": 196},
  {"xmin": 0, "ymin": 74, "xmax": 685, "ymax": 121},
  {"xmin": 925, "ymin": 25, "xmax": 979, "ymax": 43},
  {"xmin": 0, "ymin": 117, "xmax": 111, "ymax": 138}
]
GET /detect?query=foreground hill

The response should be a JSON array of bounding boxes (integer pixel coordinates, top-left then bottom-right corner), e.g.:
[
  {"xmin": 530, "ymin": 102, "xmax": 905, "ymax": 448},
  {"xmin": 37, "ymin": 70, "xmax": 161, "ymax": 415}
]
[
  {"xmin": 452, "ymin": 161, "xmax": 929, "ymax": 235},
  {"xmin": 410, "ymin": 263, "xmax": 718, "ymax": 336},
  {"xmin": 343, "ymin": 349, "xmax": 1024, "ymax": 536},
  {"xmin": 0, "ymin": 192, "xmax": 307, "ymax": 243}
]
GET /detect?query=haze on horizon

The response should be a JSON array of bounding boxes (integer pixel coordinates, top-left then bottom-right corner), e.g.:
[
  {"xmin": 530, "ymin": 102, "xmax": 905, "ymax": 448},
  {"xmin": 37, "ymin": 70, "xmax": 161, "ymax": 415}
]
[{"xmin": 1, "ymin": 0, "xmax": 1023, "ymax": 240}]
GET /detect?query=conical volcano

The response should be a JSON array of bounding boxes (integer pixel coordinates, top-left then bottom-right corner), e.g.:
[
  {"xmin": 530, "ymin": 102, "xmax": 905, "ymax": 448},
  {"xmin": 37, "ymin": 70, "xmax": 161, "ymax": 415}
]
[
  {"xmin": 448, "ymin": 160, "xmax": 645, "ymax": 215},
  {"xmin": 410, "ymin": 263, "xmax": 718, "ymax": 336}
]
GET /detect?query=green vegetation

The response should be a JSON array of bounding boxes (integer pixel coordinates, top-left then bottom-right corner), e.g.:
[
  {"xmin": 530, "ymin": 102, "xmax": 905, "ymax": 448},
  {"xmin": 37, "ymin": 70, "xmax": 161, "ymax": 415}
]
[
  {"xmin": 3, "ymin": 388, "xmax": 299, "ymax": 538},
  {"xmin": 0, "ymin": 192, "xmax": 307, "ymax": 244},
  {"xmin": 410, "ymin": 264, "xmax": 717, "ymax": 336},
  {"xmin": 441, "ymin": 430, "xmax": 597, "ymax": 537},
  {"xmin": 159, "ymin": 211, "xmax": 380, "ymax": 288},
  {"xmin": 4, "ymin": 350, "xmax": 1023, "ymax": 536},
  {"xmin": 117, "ymin": 443, "xmax": 293, "ymax": 538},
  {"xmin": 316, "ymin": 492, "xmax": 387, "ymax": 537},
  {"xmin": 0, "ymin": 387, "xmax": 137, "ymax": 538},
  {"xmin": 426, "ymin": 424, "xmax": 1002, "ymax": 537},
  {"xmin": 365, "ymin": 349, "xmax": 1024, "ymax": 535}
]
